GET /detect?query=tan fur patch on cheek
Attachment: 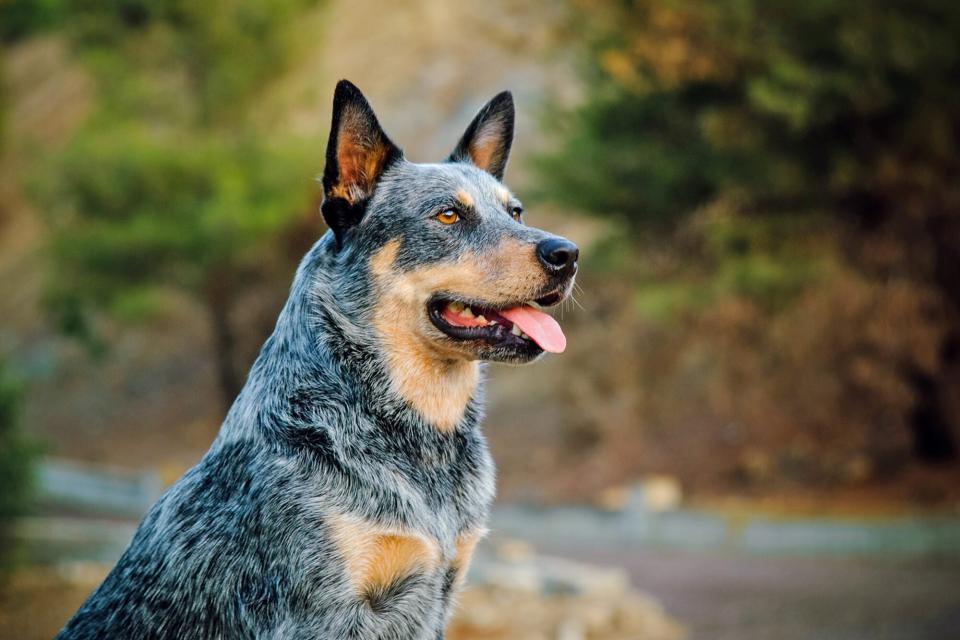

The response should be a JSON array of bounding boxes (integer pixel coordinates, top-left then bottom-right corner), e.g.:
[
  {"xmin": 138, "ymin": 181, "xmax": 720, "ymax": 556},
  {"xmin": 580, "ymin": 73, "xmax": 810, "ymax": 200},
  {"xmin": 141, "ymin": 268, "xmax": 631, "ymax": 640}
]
[
  {"xmin": 368, "ymin": 238, "xmax": 547, "ymax": 431},
  {"xmin": 381, "ymin": 240, "xmax": 545, "ymax": 306},
  {"xmin": 369, "ymin": 238, "xmax": 402, "ymax": 278},
  {"xmin": 369, "ymin": 241, "xmax": 480, "ymax": 432},
  {"xmin": 329, "ymin": 515, "xmax": 441, "ymax": 598},
  {"xmin": 370, "ymin": 239, "xmax": 546, "ymax": 318}
]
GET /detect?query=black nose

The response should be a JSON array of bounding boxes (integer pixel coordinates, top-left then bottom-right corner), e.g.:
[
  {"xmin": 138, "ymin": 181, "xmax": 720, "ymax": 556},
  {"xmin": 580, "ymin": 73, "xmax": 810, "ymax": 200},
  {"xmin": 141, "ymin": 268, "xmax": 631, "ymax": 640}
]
[{"xmin": 536, "ymin": 237, "xmax": 579, "ymax": 274}]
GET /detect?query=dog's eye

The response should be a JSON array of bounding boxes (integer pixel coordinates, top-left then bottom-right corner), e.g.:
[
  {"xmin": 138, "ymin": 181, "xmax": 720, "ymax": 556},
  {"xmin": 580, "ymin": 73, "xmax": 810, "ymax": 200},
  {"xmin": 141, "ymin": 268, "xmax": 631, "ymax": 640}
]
[
  {"xmin": 511, "ymin": 207, "xmax": 523, "ymax": 222},
  {"xmin": 436, "ymin": 209, "xmax": 460, "ymax": 225}
]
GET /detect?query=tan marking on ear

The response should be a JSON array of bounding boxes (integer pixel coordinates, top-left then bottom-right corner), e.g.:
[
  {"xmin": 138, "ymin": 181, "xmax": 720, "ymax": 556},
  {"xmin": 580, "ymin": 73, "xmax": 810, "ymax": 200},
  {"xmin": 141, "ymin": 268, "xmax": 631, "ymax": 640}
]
[
  {"xmin": 455, "ymin": 189, "xmax": 474, "ymax": 209},
  {"xmin": 369, "ymin": 237, "xmax": 545, "ymax": 431},
  {"xmin": 450, "ymin": 529, "xmax": 486, "ymax": 589},
  {"xmin": 329, "ymin": 514, "xmax": 441, "ymax": 598},
  {"xmin": 467, "ymin": 129, "xmax": 504, "ymax": 174},
  {"xmin": 328, "ymin": 182, "xmax": 363, "ymax": 203},
  {"xmin": 330, "ymin": 105, "xmax": 392, "ymax": 204}
]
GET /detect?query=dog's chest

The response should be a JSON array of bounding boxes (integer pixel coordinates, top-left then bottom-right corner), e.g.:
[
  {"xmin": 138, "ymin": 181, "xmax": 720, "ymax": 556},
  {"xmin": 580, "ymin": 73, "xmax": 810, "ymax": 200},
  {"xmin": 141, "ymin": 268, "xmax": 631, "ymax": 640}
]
[
  {"xmin": 327, "ymin": 459, "xmax": 492, "ymax": 601},
  {"xmin": 328, "ymin": 515, "xmax": 485, "ymax": 606},
  {"xmin": 318, "ymin": 441, "xmax": 493, "ymax": 623}
]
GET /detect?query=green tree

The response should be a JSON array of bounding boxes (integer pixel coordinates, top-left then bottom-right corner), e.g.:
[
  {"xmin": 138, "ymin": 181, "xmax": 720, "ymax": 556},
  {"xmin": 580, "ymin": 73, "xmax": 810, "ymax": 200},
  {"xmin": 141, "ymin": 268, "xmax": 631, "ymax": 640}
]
[
  {"xmin": 42, "ymin": 131, "xmax": 313, "ymax": 405},
  {"xmin": 0, "ymin": 0, "xmax": 67, "ymax": 43},
  {"xmin": 541, "ymin": 0, "xmax": 960, "ymax": 460},
  {"xmin": 37, "ymin": 0, "xmax": 321, "ymax": 408}
]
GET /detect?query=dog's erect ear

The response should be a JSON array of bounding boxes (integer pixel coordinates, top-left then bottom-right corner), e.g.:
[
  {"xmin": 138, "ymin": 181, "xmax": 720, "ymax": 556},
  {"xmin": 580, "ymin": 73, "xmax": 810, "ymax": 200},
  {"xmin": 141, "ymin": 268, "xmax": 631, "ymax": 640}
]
[
  {"xmin": 447, "ymin": 91, "xmax": 514, "ymax": 181},
  {"xmin": 321, "ymin": 80, "xmax": 402, "ymax": 247}
]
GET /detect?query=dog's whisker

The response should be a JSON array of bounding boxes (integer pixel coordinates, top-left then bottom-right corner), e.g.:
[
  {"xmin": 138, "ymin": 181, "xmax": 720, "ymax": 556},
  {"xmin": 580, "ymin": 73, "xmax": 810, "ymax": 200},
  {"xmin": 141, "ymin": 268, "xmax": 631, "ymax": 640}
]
[{"xmin": 568, "ymin": 291, "xmax": 585, "ymax": 312}]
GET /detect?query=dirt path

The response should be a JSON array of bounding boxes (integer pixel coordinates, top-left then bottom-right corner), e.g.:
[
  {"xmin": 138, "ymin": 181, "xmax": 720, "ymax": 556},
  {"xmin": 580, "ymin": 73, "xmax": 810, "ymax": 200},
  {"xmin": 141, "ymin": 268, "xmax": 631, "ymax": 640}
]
[{"xmin": 536, "ymin": 542, "xmax": 960, "ymax": 640}]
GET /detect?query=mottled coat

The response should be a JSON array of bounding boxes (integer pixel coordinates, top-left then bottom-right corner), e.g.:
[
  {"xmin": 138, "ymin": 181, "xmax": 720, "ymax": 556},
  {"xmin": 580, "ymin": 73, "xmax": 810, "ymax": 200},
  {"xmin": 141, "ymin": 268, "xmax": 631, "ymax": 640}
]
[{"xmin": 56, "ymin": 80, "xmax": 577, "ymax": 640}]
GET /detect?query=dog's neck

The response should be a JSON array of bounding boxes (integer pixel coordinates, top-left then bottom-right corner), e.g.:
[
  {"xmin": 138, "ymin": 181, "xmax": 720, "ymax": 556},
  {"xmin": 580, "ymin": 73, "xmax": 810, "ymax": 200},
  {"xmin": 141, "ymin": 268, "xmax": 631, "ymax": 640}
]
[
  {"xmin": 319, "ymin": 309, "xmax": 484, "ymax": 434},
  {"xmin": 218, "ymin": 236, "xmax": 484, "ymax": 448},
  {"xmin": 374, "ymin": 320, "xmax": 481, "ymax": 433}
]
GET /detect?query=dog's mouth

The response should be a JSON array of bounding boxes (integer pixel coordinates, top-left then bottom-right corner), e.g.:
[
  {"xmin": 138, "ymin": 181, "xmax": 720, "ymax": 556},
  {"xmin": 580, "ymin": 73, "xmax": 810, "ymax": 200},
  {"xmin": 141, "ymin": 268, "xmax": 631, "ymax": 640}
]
[{"xmin": 427, "ymin": 290, "xmax": 567, "ymax": 354}]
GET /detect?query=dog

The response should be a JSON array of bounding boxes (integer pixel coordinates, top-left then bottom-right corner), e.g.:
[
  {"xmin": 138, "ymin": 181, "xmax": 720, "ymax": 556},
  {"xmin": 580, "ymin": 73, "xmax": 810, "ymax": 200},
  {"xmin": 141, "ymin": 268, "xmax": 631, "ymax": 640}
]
[{"xmin": 56, "ymin": 80, "xmax": 578, "ymax": 640}]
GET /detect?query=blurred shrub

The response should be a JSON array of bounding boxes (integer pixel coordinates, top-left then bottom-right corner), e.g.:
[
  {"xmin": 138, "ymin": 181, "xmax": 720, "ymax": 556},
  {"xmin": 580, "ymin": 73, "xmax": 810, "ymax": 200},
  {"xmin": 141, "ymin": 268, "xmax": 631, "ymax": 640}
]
[
  {"xmin": 542, "ymin": 0, "xmax": 960, "ymax": 229},
  {"xmin": 0, "ymin": 360, "xmax": 38, "ymax": 577},
  {"xmin": 27, "ymin": 0, "xmax": 323, "ymax": 408},
  {"xmin": 36, "ymin": 129, "xmax": 314, "ymax": 403},
  {"xmin": 0, "ymin": 0, "xmax": 67, "ymax": 43},
  {"xmin": 534, "ymin": 0, "xmax": 960, "ymax": 489},
  {"xmin": 60, "ymin": 0, "xmax": 322, "ymax": 125}
]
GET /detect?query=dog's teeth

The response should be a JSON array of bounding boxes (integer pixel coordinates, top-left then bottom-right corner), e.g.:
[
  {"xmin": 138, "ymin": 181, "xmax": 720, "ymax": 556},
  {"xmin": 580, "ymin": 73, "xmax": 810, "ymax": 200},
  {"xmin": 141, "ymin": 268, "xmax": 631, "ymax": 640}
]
[
  {"xmin": 460, "ymin": 307, "xmax": 474, "ymax": 318},
  {"xmin": 476, "ymin": 315, "xmax": 487, "ymax": 324},
  {"xmin": 511, "ymin": 324, "xmax": 522, "ymax": 336},
  {"xmin": 520, "ymin": 331, "xmax": 530, "ymax": 339},
  {"xmin": 528, "ymin": 301, "xmax": 542, "ymax": 310},
  {"xmin": 448, "ymin": 301, "xmax": 465, "ymax": 313},
  {"xmin": 489, "ymin": 319, "xmax": 498, "ymax": 325}
]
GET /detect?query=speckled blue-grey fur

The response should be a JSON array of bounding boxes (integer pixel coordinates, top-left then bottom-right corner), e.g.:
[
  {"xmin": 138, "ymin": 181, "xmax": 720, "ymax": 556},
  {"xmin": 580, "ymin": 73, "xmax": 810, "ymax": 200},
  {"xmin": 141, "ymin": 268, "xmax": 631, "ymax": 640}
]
[{"xmin": 56, "ymin": 80, "xmax": 578, "ymax": 640}]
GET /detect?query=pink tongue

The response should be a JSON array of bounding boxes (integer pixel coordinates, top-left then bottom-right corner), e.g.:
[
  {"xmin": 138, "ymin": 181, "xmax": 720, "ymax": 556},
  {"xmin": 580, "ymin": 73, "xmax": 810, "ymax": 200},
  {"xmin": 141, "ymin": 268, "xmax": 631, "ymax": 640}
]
[{"xmin": 499, "ymin": 306, "xmax": 567, "ymax": 353}]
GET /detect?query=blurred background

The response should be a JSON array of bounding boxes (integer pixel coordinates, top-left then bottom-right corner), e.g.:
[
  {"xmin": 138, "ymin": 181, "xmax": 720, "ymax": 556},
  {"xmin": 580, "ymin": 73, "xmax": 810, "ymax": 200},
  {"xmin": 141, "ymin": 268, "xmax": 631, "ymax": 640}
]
[{"xmin": 1, "ymin": 0, "xmax": 959, "ymax": 638}]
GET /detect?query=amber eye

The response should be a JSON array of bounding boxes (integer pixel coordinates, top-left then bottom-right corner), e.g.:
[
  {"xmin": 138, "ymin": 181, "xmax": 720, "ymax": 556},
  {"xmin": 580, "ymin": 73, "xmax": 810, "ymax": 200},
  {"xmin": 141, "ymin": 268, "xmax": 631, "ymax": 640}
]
[
  {"xmin": 437, "ymin": 209, "xmax": 460, "ymax": 225},
  {"xmin": 511, "ymin": 207, "xmax": 523, "ymax": 222}
]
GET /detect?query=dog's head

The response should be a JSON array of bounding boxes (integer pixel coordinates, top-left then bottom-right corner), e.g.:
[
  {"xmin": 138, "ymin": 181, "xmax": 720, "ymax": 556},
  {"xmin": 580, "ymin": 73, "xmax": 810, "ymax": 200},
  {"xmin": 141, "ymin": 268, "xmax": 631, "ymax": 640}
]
[{"xmin": 320, "ymin": 80, "xmax": 577, "ymax": 366}]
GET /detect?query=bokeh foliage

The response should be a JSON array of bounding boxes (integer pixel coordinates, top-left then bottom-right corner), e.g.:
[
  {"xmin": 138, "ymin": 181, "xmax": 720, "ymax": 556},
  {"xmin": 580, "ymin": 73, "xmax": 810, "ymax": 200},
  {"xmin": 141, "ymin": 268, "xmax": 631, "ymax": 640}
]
[
  {"xmin": 24, "ymin": 0, "xmax": 323, "ymax": 406},
  {"xmin": 38, "ymin": 131, "xmax": 313, "ymax": 335},
  {"xmin": 541, "ymin": 0, "xmax": 960, "ymax": 232},
  {"xmin": 535, "ymin": 0, "xmax": 960, "ymax": 481}
]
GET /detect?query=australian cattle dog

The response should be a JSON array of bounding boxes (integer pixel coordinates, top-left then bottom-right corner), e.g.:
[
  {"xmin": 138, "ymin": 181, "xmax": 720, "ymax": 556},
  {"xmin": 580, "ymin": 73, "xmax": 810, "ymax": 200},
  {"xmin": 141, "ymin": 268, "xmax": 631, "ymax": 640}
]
[{"xmin": 57, "ymin": 80, "xmax": 579, "ymax": 639}]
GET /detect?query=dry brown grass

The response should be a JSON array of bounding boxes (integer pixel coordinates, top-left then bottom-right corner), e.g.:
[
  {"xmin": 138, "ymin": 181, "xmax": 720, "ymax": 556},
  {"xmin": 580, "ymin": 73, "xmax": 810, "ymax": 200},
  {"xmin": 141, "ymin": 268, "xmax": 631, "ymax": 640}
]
[{"xmin": 0, "ymin": 564, "xmax": 106, "ymax": 640}]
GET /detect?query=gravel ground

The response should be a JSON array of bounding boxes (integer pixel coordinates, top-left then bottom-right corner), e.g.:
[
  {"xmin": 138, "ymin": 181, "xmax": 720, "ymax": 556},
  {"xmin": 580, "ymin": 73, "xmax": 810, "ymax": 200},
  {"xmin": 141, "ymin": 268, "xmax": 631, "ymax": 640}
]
[{"xmin": 536, "ymin": 542, "xmax": 960, "ymax": 640}]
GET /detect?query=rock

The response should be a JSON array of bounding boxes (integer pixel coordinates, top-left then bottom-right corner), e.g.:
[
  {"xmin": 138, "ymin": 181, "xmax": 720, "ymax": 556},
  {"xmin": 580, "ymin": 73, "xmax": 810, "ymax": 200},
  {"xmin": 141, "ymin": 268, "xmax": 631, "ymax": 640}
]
[
  {"xmin": 481, "ymin": 561, "xmax": 543, "ymax": 594},
  {"xmin": 495, "ymin": 537, "xmax": 536, "ymax": 562},
  {"xmin": 450, "ymin": 546, "xmax": 685, "ymax": 640},
  {"xmin": 557, "ymin": 618, "xmax": 587, "ymax": 640},
  {"xmin": 538, "ymin": 556, "xmax": 630, "ymax": 598},
  {"xmin": 640, "ymin": 476, "xmax": 683, "ymax": 512},
  {"xmin": 623, "ymin": 476, "xmax": 684, "ymax": 513}
]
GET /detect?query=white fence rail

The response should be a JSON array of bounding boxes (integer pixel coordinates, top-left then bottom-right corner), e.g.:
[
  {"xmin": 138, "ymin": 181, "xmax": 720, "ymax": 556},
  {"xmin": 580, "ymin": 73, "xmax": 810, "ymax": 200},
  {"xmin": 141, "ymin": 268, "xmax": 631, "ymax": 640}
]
[{"xmin": 36, "ymin": 458, "xmax": 161, "ymax": 518}]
